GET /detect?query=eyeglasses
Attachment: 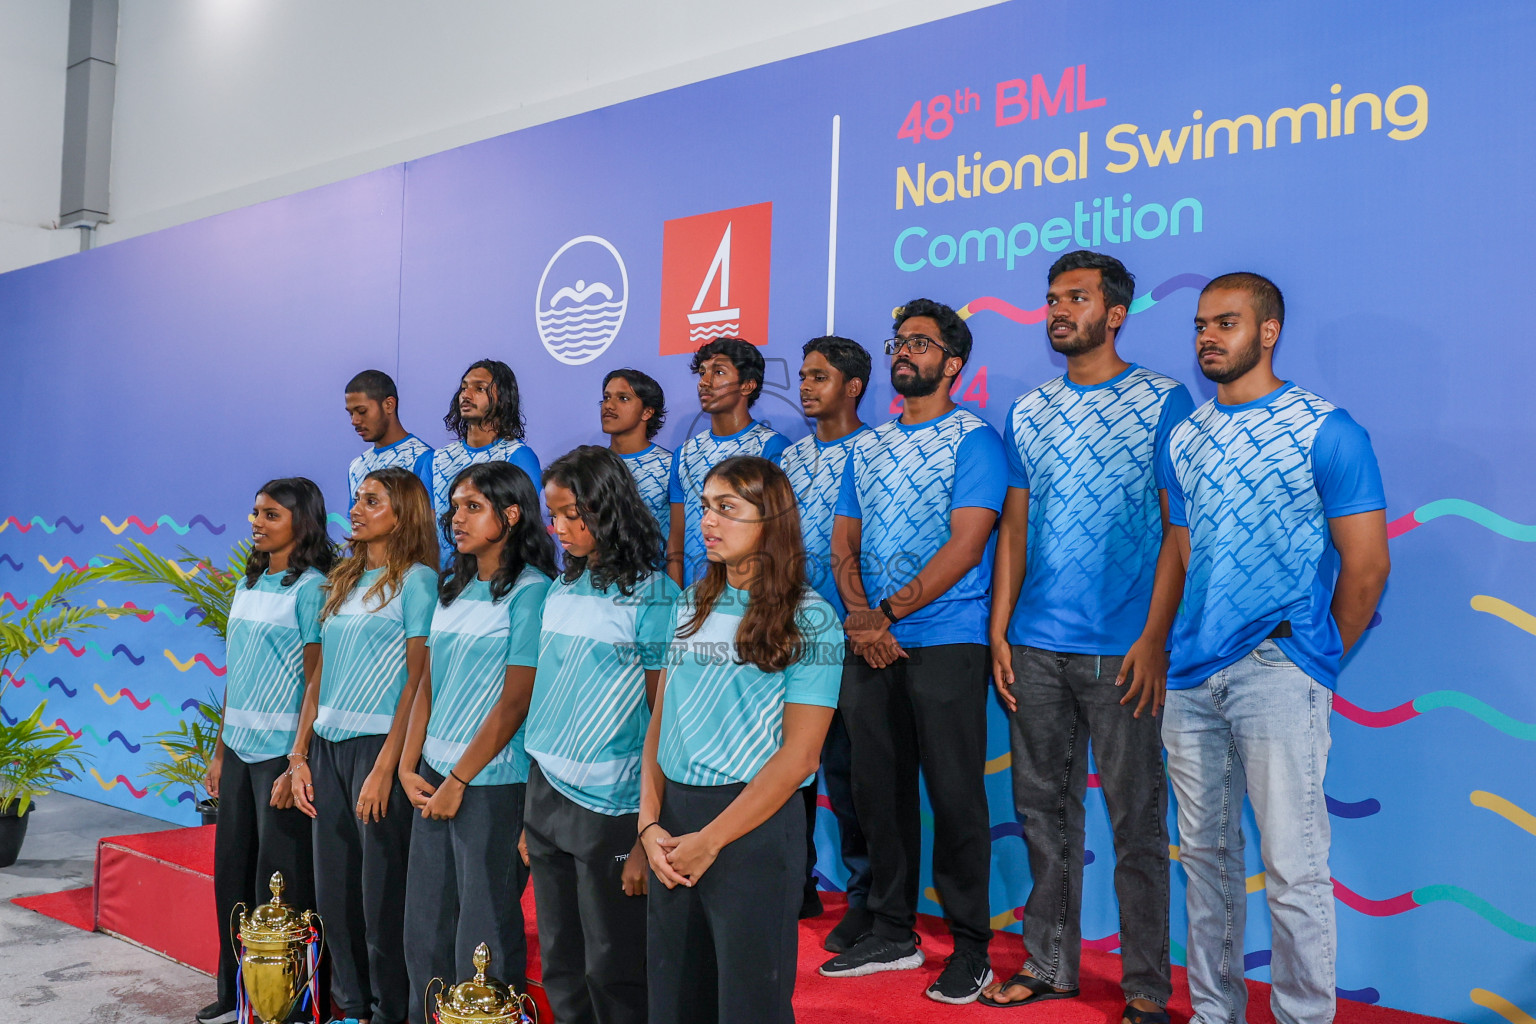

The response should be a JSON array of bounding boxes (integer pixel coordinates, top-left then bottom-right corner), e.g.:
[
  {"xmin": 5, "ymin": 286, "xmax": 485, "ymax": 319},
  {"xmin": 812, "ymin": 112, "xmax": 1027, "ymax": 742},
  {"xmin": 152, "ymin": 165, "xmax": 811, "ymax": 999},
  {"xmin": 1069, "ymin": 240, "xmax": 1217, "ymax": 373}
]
[{"xmin": 883, "ymin": 334, "xmax": 950, "ymax": 356}]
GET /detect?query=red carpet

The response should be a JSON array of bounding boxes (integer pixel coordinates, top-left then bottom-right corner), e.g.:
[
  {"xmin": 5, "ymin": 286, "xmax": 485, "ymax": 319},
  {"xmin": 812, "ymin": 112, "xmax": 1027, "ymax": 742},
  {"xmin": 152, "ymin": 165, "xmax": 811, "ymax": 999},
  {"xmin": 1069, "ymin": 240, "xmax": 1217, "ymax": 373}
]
[
  {"xmin": 792, "ymin": 895, "xmax": 1446, "ymax": 1024},
  {"xmin": 11, "ymin": 885, "xmax": 95, "ymax": 930}
]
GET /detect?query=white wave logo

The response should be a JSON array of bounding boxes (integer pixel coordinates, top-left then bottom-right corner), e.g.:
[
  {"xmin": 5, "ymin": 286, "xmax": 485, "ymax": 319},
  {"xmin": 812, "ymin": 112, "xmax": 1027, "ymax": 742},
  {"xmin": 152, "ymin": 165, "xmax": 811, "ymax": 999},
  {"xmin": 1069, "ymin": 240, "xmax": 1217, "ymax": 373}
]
[{"xmin": 536, "ymin": 235, "xmax": 628, "ymax": 366}]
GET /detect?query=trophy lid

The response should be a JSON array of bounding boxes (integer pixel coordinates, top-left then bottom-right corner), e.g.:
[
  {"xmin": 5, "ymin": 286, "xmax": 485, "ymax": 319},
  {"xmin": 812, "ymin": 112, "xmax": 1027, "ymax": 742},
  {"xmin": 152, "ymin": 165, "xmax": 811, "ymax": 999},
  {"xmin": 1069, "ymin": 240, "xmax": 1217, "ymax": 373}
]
[
  {"xmin": 243, "ymin": 872, "xmax": 309, "ymax": 939},
  {"xmin": 437, "ymin": 943, "xmax": 519, "ymax": 1020}
]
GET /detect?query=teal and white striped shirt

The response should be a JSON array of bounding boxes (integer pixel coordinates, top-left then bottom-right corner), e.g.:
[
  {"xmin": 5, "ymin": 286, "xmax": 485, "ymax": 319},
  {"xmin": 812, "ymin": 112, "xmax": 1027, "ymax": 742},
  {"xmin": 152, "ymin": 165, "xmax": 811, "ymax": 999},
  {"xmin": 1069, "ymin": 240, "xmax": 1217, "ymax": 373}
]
[
  {"xmin": 422, "ymin": 567, "xmax": 550, "ymax": 786},
  {"xmin": 524, "ymin": 568, "xmax": 679, "ymax": 815},
  {"xmin": 314, "ymin": 564, "xmax": 438, "ymax": 743},
  {"xmin": 224, "ymin": 569, "xmax": 325, "ymax": 763},
  {"xmin": 657, "ymin": 584, "xmax": 843, "ymax": 787}
]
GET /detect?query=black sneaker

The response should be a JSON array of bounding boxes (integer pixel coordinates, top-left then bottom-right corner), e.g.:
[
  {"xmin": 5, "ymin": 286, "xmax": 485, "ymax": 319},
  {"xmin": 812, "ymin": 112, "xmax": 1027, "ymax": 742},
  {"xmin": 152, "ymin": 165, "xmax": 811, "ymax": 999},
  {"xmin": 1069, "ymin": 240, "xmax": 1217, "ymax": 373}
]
[
  {"xmin": 196, "ymin": 1002, "xmax": 238, "ymax": 1024},
  {"xmin": 823, "ymin": 904, "xmax": 874, "ymax": 953},
  {"xmin": 818, "ymin": 933, "xmax": 924, "ymax": 977},
  {"xmin": 925, "ymin": 949, "xmax": 995, "ymax": 1004}
]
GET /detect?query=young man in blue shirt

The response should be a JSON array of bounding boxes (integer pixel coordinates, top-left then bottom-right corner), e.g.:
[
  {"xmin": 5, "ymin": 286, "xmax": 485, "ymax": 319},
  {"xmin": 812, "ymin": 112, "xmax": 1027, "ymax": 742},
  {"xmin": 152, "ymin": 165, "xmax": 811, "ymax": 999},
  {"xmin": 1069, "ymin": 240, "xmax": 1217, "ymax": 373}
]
[
  {"xmin": 667, "ymin": 338, "xmax": 789, "ymax": 586},
  {"xmin": 821, "ymin": 300, "xmax": 1007, "ymax": 1004},
  {"xmin": 983, "ymin": 252, "xmax": 1190, "ymax": 1018},
  {"xmin": 780, "ymin": 336, "xmax": 874, "ymax": 947},
  {"xmin": 344, "ymin": 369, "xmax": 434, "ymax": 500},
  {"xmin": 600, "ymin": 367, "xmax": 672, "ymax": 540},
  {"xmin": 428, "ymin": 360, "xmax": 542, "ymax": 528},
  {"xmin": 1161, "ymin": 273, "xmax": 1389, "ymax": 1024}
]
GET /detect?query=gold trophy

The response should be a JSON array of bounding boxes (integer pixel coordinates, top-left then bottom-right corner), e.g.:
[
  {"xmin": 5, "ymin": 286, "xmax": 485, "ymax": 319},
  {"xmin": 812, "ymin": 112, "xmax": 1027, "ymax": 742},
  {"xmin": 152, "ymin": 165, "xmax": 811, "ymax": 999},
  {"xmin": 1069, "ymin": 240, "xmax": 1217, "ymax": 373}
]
[
  {"xmin": 429, "ymin": 942, "xmax": 539, "ymax": 1024},
  {"xmin": 233, "ymin": 872, "xmax": 323, "ymax": 1024}
]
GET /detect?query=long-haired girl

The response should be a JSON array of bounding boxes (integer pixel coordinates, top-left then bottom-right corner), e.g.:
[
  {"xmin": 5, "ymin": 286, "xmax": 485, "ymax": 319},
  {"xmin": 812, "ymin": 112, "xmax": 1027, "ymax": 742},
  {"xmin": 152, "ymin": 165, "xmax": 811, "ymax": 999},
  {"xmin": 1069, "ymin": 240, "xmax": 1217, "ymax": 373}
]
[
  {"xmin": 285, "ymin": 467, "xmax": 437, "ymax": 1024},
  {"xmin": 203, "ymin": 478, "xmax": 335, "ymax": 1024},
  {"xmin": 639, "ymin": 455, "xmax": 844, "ymax": 1023},
  {"xmin": 522, "ymin": 446, "xmax": 679, "ymax": 1024},
  {"xmin": 397, "ymin": 461, "xmax": 557, "ymax": 1023}
]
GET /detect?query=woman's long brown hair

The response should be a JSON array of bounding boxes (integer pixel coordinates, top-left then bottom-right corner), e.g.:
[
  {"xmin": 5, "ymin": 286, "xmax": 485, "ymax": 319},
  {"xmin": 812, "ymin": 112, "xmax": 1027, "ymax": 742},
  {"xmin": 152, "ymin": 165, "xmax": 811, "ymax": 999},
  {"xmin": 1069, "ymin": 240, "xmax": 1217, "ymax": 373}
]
[
  {"xmin": 321, "ymin": 467, "xmax": 439, "ymax": 620},
  {"xmin": 677, "ymin": 455, "xmax": 808, "ymax": 673}
]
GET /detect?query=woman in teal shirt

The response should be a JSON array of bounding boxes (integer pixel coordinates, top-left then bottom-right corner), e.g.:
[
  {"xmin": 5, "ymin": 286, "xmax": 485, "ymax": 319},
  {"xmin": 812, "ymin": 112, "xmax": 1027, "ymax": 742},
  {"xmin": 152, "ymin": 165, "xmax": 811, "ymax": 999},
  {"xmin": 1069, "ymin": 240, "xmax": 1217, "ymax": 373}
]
[
  {"xmin": 639, "ymin": 455, "xmax": 844, "ymax": 1023},
  {"xmin": 524, "ymin": 445, "xmax": 678, "ymax": 1024},
  {"xmin": 287, "ymin": 466, "xmax": 438, "ymax": 1024},
  {"xmin": 397, "ymin": 461, "xmax": 557, "ymax": 1024},
  {"xmin": 203, "ymin": 478, "xmax": 335, "ymax": 1024}
]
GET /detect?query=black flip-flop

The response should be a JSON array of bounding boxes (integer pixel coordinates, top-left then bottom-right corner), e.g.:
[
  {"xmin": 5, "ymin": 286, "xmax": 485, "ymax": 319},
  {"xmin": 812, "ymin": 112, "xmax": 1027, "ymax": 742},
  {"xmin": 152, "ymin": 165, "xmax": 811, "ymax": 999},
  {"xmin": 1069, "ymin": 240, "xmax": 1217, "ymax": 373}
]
[
  {"xmin": 977, "ymin": 973, "xmax": 1080, "ymax": 1008},
  {"xmin": 1122, "ymin": 1004, "xmax": 1171, "ymax": 1024}
]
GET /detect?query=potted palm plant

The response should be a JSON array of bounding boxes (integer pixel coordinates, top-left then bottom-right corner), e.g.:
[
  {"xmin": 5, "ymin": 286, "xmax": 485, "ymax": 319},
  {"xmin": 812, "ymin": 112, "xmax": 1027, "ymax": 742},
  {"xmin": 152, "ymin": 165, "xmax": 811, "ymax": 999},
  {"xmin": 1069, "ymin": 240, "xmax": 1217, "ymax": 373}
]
[
  {"xmin": 0, "ymin": 569, "xmax": 127, "ymax": 866},
  {"xmin": 97, "ymin": 540, "xmax": 249, "ymax": 820}
]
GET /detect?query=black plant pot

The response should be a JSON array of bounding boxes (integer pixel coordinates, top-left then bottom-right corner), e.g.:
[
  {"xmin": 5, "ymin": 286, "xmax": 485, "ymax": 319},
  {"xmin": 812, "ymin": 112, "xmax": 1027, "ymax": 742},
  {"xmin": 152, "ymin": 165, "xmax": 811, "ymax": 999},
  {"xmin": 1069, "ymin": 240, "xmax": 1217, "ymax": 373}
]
[
  {"xmin": 197, "ymin": 797, "xmax": 218, "ymax": 827},
  {"xmin": 0, "ymin": 804, "xmax": 32, "ymax": 868}
]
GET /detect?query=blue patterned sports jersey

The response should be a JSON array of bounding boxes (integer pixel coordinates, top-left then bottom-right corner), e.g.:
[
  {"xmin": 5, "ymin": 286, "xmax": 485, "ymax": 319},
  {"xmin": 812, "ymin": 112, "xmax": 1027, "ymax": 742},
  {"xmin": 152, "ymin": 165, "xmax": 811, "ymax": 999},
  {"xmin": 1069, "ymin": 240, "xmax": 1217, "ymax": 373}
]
[
  {"xmin": 668, "ymin": 421, "xmax": 790, "ymax": 583},
  {"xmin": 1162, "ymin": 383, "xmax": 1385, "ymax": 690},
  {"xmin": 1004, "ymin": 366, "xmax": 1193, "ymax": 654},
  {"xmin": 836, "ymin": 408, "xmax": 1008, "ymax": 647},
  {"xmin": 619, "ymin": 443, "xmax": 673, "ymax": 540},
  {"xmin": 657, "ymin": 585, "xmax": 843, "ymax": 787},
  {"xmin": 347, "ymin": 435, "xmax": 434, "ymax": 504},
  {"xmin": 223, "ymin": 569, "xmax": 325, "ymax": 762},
  {"xmin": 524, "ymin": 569, "xmax": 679, "ymax": 815},
  {"xmin": 780, "ymin": 426, "xmax": 871, "ymax": 619},
  {"xmin": 430, "ymin": 438, "xmax": 542, "ymax": 523},
  {"xmin": 314, "ymin": 564, "xmax": 438, "ymax": 742},
  {"xmin": 422, "ymin": 567, "xmax": 550, "ymax": 786}
]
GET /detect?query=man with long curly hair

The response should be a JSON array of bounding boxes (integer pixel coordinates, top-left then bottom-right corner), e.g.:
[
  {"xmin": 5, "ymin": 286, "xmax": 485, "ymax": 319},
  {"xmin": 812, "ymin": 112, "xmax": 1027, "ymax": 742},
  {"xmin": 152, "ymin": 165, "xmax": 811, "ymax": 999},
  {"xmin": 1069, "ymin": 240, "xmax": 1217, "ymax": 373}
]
[{"xmin": 428, "ymin": 360, "xmax": 542, "ymax": 535}]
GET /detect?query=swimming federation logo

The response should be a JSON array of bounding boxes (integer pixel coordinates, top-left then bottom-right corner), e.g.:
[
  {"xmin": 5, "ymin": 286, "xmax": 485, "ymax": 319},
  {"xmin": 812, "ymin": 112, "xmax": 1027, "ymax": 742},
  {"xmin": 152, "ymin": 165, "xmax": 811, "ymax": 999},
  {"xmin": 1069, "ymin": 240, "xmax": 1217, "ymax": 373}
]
[{"xmin": 535, "ymin": 235, "xmax": 629, "ymax": 366}]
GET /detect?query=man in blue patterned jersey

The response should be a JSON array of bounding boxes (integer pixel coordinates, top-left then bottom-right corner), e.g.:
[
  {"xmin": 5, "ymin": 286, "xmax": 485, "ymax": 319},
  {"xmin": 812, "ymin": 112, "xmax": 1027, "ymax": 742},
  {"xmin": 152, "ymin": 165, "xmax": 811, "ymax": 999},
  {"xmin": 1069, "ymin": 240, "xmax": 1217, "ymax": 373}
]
[
  {"xmin": 667, "ymin": 337, "xmax": 789, "ymax": 585},
  {"xmin": 781, "ymin": 336, "xmax": 874, "ymax": 948},
  {"xmin": 600, "ymin": 367, "xmax": 672, "ymax": 540},
  {"xmin": 821, "ymin": 299, "xmax": 1007, "ymax": 1005},
  {"xmin": 982, "ymin": 252, "xmax": 1190, "ymax": 1017},
  {"xmin": 429, "ymin": 360, "xmax": 542, "ymax": 529},
  {"xmin": 344, "ymin": 369, "xmax": 434, "ymax": 501},
  {"xmin": 1161, "ymin": 273, "xmax": 1389, "ymax": 1024}
]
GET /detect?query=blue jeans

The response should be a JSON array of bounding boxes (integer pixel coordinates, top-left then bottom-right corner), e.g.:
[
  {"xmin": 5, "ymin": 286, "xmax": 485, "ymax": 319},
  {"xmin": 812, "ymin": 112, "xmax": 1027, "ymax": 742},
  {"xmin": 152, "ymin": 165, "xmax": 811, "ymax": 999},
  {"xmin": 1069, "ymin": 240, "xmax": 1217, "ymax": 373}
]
[{"xmin": 1162, "ymin": 640, "xmax": 1335, "ymax": 1024}]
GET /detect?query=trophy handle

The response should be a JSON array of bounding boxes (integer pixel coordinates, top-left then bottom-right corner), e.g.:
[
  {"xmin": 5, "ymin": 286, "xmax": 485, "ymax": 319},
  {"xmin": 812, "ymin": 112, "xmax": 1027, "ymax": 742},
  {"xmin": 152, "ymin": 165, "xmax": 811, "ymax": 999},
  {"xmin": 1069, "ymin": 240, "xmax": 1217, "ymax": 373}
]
[
  {"xmin": 229, "ymin": 902, "xmax": 246, "ymax": 960},
  {"xmin": 517, "ymin": 990, "xmax": 540, "ymax": 1024},
  {"xmin": 425, "ymin": 977, "xmax": 444, "ymax": 1024}
]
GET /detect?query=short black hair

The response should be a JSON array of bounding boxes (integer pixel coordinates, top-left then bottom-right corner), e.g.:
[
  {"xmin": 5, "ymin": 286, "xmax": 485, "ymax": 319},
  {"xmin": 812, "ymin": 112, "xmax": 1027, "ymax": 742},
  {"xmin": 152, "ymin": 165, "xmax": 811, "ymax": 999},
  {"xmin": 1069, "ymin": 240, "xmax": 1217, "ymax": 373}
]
[
  {"xmin": 893, "ymin": 298, "xmax": 972, "ymax": 365},
  {"xmin": 802, "ymin": 336, "xmax": 872, "ymax": 406},
  {"xmin": 1204, "ymin": 272, "xmax": 1286, "ymax": 328},
  {"xmin": 345, "ymin": 369, "xmax": 397, "ymax": 403},
  {"xmin": 1047, "ymin": 250, "xmax": 1136, "ymax": 314},
  {"xmin": 602, "ymin": 368, "xmax": 667, "ymax": 440},
  {"xmin": 689, "ymin": 337, "xmax": 766, "ymax": 407},
  {"xmin": 444, "ymin": 358, "xmax": 525, "ymax": 442}
]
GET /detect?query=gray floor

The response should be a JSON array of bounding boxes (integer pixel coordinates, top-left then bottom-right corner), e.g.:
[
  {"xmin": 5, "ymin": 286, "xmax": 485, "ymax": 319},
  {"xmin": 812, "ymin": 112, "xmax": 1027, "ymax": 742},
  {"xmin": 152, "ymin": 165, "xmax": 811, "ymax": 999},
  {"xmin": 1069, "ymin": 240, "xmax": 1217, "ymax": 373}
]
[{"xmin": 0, "ymin": 793, "xmax": 212, "ymax": 1024}]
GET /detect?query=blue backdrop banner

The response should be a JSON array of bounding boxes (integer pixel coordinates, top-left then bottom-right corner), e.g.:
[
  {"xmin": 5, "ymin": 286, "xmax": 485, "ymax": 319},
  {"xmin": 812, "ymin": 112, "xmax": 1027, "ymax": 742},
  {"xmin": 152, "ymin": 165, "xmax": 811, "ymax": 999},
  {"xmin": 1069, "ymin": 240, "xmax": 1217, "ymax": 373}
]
[{"xmin": 2, "ymin": 3, "xmax": 1532, "ymax": 1019}]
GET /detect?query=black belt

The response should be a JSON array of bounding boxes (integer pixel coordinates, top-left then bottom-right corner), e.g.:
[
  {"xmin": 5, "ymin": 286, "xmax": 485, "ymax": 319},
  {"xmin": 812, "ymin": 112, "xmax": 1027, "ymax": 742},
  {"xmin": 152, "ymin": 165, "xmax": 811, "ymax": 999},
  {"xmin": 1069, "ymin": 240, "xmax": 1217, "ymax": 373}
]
[{"xmin": 1267, "ymin": 620, "xmax": 1292, "ymax": 639}]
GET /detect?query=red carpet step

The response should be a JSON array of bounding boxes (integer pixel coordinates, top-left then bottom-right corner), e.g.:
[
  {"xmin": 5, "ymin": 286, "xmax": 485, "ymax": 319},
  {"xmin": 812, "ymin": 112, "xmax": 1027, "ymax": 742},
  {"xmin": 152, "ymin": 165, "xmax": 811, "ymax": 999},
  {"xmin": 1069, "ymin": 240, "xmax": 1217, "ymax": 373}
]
[
  {"xmin": 11, "ymin": 884, "xmax": 95, "ymax": 930},
  {"xmin": 94, "ymin": 823, "xmax": 219, "ymax": 975}
]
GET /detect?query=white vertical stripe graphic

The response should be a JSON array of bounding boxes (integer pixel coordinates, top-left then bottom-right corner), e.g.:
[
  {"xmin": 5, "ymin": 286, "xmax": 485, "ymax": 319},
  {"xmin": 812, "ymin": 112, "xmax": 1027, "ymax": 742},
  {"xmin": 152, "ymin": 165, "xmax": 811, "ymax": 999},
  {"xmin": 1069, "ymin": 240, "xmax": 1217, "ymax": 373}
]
[{"xmin": 826, "ymin": 114, "xmax": 841, "ymax": 336}]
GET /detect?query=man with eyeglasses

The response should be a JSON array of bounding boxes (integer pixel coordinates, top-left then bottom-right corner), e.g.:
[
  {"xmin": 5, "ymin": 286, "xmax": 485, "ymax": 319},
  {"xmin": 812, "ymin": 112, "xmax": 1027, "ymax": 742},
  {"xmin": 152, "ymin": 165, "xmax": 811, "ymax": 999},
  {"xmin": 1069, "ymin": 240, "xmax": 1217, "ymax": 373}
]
[{"xmin": 821, "ymin": 299, "xmax": 1006, "ymax": 1004}]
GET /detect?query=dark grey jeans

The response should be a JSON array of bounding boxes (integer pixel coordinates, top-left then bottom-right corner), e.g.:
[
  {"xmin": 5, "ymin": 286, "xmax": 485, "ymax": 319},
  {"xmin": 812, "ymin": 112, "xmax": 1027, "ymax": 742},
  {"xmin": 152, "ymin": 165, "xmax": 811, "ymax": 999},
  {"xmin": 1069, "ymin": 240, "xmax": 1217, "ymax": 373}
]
[{"xmin": 1007, "ymin": 645, "xmax": 1171, "ymax": 1006}]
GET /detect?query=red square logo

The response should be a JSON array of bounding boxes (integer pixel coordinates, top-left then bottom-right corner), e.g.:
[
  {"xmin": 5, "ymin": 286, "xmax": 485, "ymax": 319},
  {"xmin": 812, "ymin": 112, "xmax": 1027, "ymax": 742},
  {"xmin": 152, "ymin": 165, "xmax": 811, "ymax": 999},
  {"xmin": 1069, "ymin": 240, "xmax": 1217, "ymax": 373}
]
[{"xmin": 659, "ymin": 202, "xmax": 772, "ymax": 356}]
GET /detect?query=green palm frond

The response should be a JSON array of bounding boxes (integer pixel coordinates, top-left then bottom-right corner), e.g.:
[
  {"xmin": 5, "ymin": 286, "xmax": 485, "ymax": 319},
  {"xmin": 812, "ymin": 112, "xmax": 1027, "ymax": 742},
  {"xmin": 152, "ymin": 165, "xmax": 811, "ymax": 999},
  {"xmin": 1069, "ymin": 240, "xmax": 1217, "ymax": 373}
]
[
  {"xmin": 0, "ymin": 702, "xmax": 90, "ymax": 816},
  {"xmin": 0, "ymin": 567, "xmax": 133, "ymax": 684},
  {"xmin": 94, "ymin": 540, "xmax": 249, "ymax": 640}
]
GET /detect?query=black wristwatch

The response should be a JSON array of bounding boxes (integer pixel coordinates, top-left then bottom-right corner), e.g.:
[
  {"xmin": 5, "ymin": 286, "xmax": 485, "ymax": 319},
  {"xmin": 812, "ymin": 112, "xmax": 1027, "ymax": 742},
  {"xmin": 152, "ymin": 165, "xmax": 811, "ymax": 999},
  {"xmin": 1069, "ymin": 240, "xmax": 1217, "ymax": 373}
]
[{"xmin": 878, "ymin": 598, "xmax": 900, "ymax": 625}]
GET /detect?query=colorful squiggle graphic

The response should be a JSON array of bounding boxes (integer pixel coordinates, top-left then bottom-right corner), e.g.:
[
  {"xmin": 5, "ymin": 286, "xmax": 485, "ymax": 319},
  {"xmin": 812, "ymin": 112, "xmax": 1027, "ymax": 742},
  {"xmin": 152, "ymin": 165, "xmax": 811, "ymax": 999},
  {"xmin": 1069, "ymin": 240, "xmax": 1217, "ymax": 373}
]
[
  {"xmin": 1, "ymin": 592, "xmax": 26, "ymax": 609},
  {"xmin": 37, "ymin": 555, "xmax": 108, "ymax": 574},
  {"xmin": 1471, "ymin": 790, "xmax": 1536, "ymax": 838},
  {"xmin": 1333, "ymin": 878, "xmax": 1536, "ymax": 941},
  {"xmin": 88, "ymin": 767, "xmax": 149, "ymax": 798},
  {"xmin": 91, "ymin": 682, "xmax": 201, "ymax": 716},
  {"xmin": 1325, "ymin": 795, "xmax": 1382, "ymax": 818},
  {"xmin": 1387, "ymin": 499, "xmax": 1536, "ymax": 542},
  {"xmin": 2, "ymin": 670, "xmax": 78, "ymax": 697},
  {"xmin": 1237, "ymin": 952, "xmax": 1380, "ymax": 1003},
  {"xmin": 72, "ymin": 725, "xmax": 142, "ymax": 753},
  {"xmin": 99, "ymin": 514, "xmax": 226, "ymax": 535},
  {"xmin": 1471, "ymin": 988, "xmax": 1536, "ymax": 1024},
  {"xmin": 957, "ymin": 273, "xmax": 1210, "ymax": 325},
  {"xmin": 1333, "ymin": 691, "xmax": 1536, "ymax": 740},
  {"xmin": 0, "ymin": 515, "xmax": 85, "ymax": 534},
  {"xmin": 0, "ymin": 555, "xmax": 23, "ymax": 571},
  {"xmin": 163, "ymin": 649, "xmax": 226, "ymax": 675},
  {"xmin": 41, "ymin": 638, "xmax": 145, "ymax": 664},
  {"xmin": 1472, "ymin": 595, "xmax": 1536, "ymax": 637}
]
